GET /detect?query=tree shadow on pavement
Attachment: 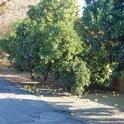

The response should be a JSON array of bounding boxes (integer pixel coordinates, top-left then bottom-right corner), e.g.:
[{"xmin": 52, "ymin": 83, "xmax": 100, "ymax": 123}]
[{"xmin": 0, "ymin": 77, "xmax": 85, "ymax": 124}]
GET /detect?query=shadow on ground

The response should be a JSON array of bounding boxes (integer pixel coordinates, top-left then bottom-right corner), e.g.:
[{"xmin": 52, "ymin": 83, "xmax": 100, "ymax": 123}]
[
  {"xmin": 0, "ymin": 71, "xmax": 124, "ymax": 124},
  {"xmin": 0, "ymin": 77, "xmax": 85, "ymax": 124}
]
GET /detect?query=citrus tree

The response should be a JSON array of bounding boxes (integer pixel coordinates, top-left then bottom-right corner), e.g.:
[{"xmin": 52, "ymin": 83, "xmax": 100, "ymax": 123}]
[
  {"xmin": 3, "ymin": 0, "xmax": 91, "ymax": 94},
  {"xmin": 79, "ymin": 0, "xmax": 124, "ymax": 87}
]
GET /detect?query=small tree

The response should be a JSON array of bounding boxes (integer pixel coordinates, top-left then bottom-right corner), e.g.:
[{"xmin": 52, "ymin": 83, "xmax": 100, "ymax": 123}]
[
  {"xmin": 39, "ymin": 21, "xmax": 91, "ymax": 94},
  {"xmin": 27, "ymin": 0, "xmax": 91, "ymax": 94}
]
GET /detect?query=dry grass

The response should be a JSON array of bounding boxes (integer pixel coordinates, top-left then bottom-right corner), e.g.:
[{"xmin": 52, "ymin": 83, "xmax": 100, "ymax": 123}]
[{"xmin": 0, "ymin": 0, "xmax": 39, "ymax": 36}]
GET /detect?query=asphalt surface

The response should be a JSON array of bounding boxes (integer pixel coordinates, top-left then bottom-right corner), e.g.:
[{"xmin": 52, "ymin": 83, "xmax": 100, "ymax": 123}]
[{"xmin": 0, "ymin": 78, "xmax": 87, "ymax": 124}]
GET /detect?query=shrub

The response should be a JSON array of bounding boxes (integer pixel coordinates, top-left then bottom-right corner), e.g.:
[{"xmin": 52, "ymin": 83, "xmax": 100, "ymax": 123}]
[{"xmin": 39, "ymin": 21, "xmax": 91, "ymax": 94}]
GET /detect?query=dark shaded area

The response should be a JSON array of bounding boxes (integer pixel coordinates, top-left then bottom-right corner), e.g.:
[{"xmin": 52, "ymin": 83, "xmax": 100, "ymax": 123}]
[
  {"xmin": 0, "ymin": 78, "xmax": 29, "ymax": 94},
  {"xmin": 0, "ymin": 77, "xmax": 124, "ymax": 124},
  {"xmin": 0, "ymin": 77, "xmax": 85, "ymax": 124},
  {"xmin": 49, "ymin": 102, "xmax": 124, "ymax": 124}
]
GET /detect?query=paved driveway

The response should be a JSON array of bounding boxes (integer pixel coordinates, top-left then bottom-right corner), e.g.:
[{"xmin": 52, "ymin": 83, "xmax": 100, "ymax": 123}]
[{"xmin": 0, "ymin": 78, "xmax": 87, "ymax": 124}]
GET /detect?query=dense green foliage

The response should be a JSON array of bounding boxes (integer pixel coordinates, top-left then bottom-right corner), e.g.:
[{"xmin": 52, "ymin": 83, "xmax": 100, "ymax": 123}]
[
  {"xmin": 79, "ymin": 0, "xmax": 124, "ymax": 87},
  {"xmin": 11, "ymin": 19, "xmax": 41, "ymax": 72},
  {"xmin": 0, "ymin": 0, "xmax": 123, "ymax": 94},
  {"xmin": 0, "ymin": 0, "xmax": 91, "ymax": 94},
  {"xmin": 27, "ymin": 0, "xmax": 91, "ymax": 94}
]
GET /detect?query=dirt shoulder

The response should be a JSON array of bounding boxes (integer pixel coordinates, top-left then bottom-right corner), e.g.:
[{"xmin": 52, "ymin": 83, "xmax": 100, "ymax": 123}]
[{"xmin": 0, "ymin": 64, "xmax": 124, "ymax": 124}]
